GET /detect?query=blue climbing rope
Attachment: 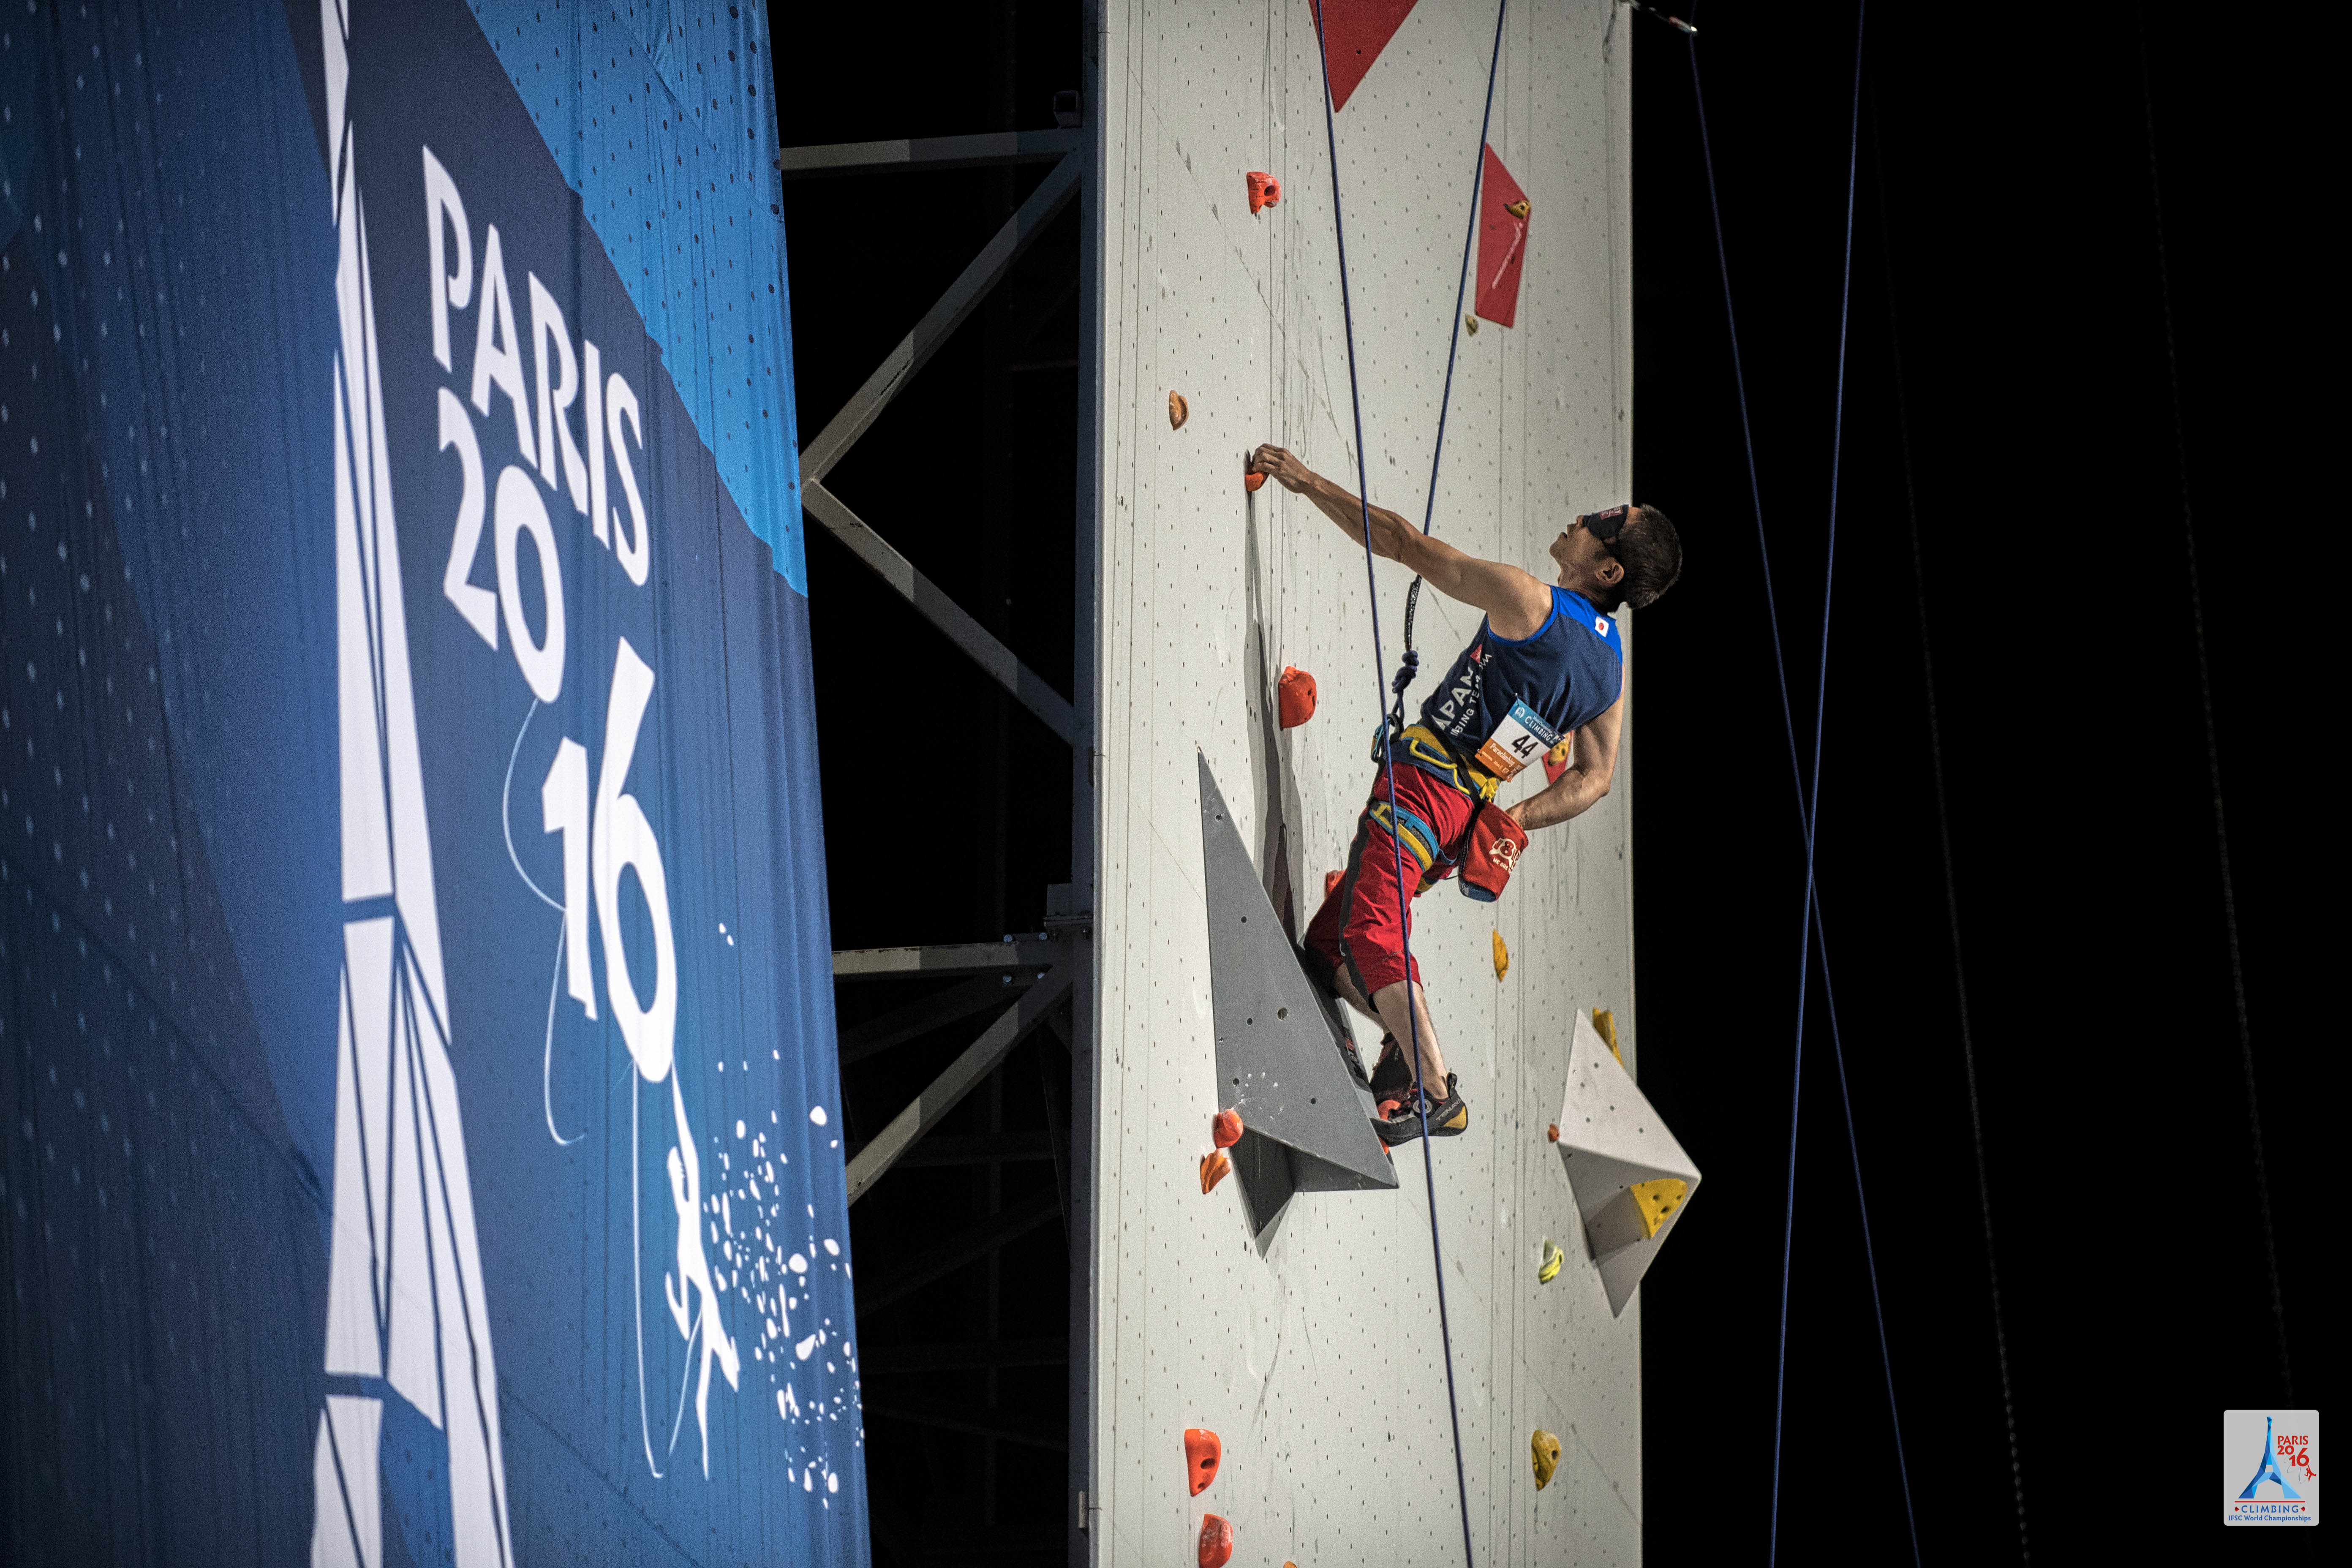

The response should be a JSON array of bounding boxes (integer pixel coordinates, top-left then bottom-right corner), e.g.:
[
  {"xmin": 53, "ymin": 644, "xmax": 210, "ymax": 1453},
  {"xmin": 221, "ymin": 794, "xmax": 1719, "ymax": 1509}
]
[
  {"xmin": 1391, "ymin": 0, "xmax": 1512, "ymax": 719},
  {"xmin": 1306, "ymin": 4, "xmax": 1506, "ymax": 1563},
  {"xmin": 1683, "ymin": 5, "xmax": 1919, "ymax": 1563}
]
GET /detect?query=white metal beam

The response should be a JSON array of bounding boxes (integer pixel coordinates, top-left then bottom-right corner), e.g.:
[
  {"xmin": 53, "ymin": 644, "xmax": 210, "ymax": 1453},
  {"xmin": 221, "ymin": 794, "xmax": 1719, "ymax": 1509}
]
[{"xmin": 845, "ymin": 968, "xmax": 1075, "ymax": 1204}]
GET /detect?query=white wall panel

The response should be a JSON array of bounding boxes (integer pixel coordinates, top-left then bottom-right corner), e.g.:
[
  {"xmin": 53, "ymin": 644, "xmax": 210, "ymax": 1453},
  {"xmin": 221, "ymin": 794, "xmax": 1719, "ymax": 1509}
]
[{"xmin": 1092, "ymin": 3, "xmax": 1640, "ymax": 1562}]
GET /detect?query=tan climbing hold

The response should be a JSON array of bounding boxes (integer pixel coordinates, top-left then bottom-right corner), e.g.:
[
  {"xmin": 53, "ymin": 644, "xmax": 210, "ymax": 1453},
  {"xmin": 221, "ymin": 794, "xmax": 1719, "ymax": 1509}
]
[
  {"xmin": 1531, "ymin": 1428, "xmax": 1562, "ymax": 1489},
  {"xmin": 1211, "ymin": 1108, "xmax": 1243, "ymax": 1149},
  {"xmin": 1185, "ymin": 1427, "xmax": 1222, "ymax": 1495},
  {"xmin": 1492, "ymin": 930, "xmax": 1509, "ymax": 980},
  {"xmin": 1198, "ymin": 1513, "xmax": 1235, "ymax": 1568},
  {"xmin": 1199, "ymin": 1150, "xmax": 1231, "ymax": 1195},
  {"xmin": 1592, "ymin": 1007, "xmax": 1621, "ymax": 1066},
  {"xmin": 1538, "ymin": 1237, "xmax": 1565, "ymax": 1284},
  {"xmin": 1169, "ymin": 390, "xmax": 1189, "ymax": 429},
  {"xmin": 1585, "ymin": 1177, "xmax": 1690, "ymax": 1255},
  {"xmin": 1505, "ymin": 198, "xmax": 1531, "ymax": 220},
  {"xmin": 1464, "ymin": 312, "xmax": 1479, "ymax": 335}
]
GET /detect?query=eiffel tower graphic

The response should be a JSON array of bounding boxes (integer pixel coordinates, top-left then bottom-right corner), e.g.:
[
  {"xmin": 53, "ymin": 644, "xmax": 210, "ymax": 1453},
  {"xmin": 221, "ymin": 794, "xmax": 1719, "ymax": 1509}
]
[
  {"xmin": 2238, "ymin": 1415, "xmax": 2303, "ymax": 1501},
  {"xmin": 307, "ymin": 4, "xmax": 514, "ymax": 1565}
]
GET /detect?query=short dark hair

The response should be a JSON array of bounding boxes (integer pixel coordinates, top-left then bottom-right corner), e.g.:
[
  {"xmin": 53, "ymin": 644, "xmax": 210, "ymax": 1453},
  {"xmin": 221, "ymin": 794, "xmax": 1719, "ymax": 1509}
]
[{"xmin": 1598, "ymin": 504, "xmax": 1682, "ymax": 612}]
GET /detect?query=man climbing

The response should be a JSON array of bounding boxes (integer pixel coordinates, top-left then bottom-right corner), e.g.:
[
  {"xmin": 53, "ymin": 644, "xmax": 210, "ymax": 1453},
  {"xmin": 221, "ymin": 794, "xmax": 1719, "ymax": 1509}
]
[{"xmin": 1247, "ymin": 443, "xmax": 1682, "ymax": 1145}]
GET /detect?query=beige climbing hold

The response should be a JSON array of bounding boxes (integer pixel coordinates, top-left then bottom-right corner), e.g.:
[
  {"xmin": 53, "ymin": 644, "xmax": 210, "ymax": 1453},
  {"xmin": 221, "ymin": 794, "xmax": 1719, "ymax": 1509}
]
[
  {"xmin": 1169, "ymin": 390, "xmax": 1189, "ymax": 429},
  {"xmin": 1531, "ymin": 1428, "xmax": 1562, "ymax": 1489},
  {"xmin": 1492, "ymin": 930, "xmax": 1509, "ymax": 980},
  {"xmin": 1464, "ymin": 312, "xmax": 1479, "ymax": 335},
  {"xmin": 1538, "ymin": 1237, "xmax": 1564, "ymax": 1284}
]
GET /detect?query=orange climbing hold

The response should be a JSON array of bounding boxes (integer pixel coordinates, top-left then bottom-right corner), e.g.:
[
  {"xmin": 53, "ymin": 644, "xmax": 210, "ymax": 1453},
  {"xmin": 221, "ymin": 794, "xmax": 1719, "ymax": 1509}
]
[
  {"xmin": 1199, "ymin": 1150, "xmax": 1232, "ymax": 1195},
  {"xmin": 1212, "ymin": 1109, "xmax": 1244, "ymax": 1149},
  {"xmin": 1244, "ymin": 463, "xmax": 1266, "ymax": 493},
  {"xmin": 1547, "ymin": 1122, "xmax": 1560, "ymax": 1143},
  {"xmin": 1325, "ymin": 868, "xmax": 1344, "ymax": 899},
  {"xmin": 1169, "ymin": 390, "xmax": 1190, "ymax": 430},
  {"xmin": 1198, "ymin": 1513, "xmax": 1235, "ymax": 1568},
  {"xmin": 1246, "ymin": 171, "xmax": 1282, "ymax": 214},
  {"xmin": 1184, "ymin": 1427, "xmax": 1223, "ymax": 1494},
  {"xmin": 1278, "ymin": 666, "xmax": 1318, "ymax": 728}
]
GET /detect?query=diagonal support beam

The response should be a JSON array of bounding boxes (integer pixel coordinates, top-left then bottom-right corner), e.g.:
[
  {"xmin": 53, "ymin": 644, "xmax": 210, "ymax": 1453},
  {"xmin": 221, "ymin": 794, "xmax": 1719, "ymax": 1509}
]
[
  {"xmin": 800, "ymin": 152, "xmax": 1080, "ymax": 485},
  {"xmin": 802, "ymin": 480, "xmax": 1077, "ymax": 742},
  {"xmin": 845, "ymin": 968, "xmax": 1075, "ymax": 1204},
  {"xmin": 838, "ymin": 972, "xmax": 1033, "ymax": 1066},
  {"xmin": 774, "ymin": 128, "xmax": 1081, "ymax": 179}
]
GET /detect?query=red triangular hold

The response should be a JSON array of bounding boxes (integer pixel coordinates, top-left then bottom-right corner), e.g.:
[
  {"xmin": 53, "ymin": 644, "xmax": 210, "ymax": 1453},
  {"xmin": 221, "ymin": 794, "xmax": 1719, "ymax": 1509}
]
[
  {"xmin": 1473, "ymin": 146, "xmax": 1531, "ymax": 328},
  {"xmin": 1310, "ymin": 0, "xmax": 1422, "ymax": 112}
]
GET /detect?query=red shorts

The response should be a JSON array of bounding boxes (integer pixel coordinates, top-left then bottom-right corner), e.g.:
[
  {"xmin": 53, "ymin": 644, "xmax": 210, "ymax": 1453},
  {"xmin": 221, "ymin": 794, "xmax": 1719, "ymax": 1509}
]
[{"xmin": 1302, "ymin": 765, "xmax": 1475, "ymax": 999}]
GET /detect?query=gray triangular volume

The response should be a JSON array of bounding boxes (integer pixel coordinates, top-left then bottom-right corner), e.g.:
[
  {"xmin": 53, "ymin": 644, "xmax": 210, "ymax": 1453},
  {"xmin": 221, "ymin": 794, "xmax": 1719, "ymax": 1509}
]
[{"xmin": 1198, "ymin": 753, "xmax": 1398, "ymax": 1222}]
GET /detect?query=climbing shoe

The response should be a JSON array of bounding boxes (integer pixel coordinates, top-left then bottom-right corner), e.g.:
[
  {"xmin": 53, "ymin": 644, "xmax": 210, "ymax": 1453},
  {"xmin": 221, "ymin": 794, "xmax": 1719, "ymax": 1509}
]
[
  {"xmin": 1368, "ymin": 1034, "xmax": 1413, "ymax": 1102},
  {"xmin": 1375, "ymin": 1074, "xmax": 1469, "ymax": 1145}
]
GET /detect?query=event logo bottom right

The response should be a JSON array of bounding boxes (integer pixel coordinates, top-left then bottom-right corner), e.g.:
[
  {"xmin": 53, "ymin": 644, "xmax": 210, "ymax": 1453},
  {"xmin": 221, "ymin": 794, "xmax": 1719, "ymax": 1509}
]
[{"xmin": 2223, "ymin": 1410, "xmax": 2318, "ymax": 1526}]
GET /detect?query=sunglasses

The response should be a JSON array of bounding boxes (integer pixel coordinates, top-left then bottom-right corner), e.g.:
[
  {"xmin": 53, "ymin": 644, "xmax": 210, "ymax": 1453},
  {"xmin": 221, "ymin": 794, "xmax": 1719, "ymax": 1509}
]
[{"xmin": 1574, "ymin": 504, "xmax": 1633, "ymax": 548}]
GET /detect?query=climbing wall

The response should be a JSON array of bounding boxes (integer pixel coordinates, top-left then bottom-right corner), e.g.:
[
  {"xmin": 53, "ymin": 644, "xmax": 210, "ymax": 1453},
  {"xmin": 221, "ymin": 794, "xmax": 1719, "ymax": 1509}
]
[{"xmin": 1091, "ymin": 0, "xmax": 1641, "ymax": 1563}]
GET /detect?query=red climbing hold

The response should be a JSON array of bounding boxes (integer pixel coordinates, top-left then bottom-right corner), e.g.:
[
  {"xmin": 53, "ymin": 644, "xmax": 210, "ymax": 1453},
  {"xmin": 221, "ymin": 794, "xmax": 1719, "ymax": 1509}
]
[
  {"xmin": 1246, "ymin": 171, "xmax": 1282, "ymax": 214},
  {"xmin": 1212, "ymin": 1109, "xmax": 1244, "ymax": 1149},
  {"xmin": 1547, "ymin": 1122, "xmax": 1561, "ymax": 1143},
  {"xmin": 1185, "ymin": 1427, "xmax": 1223, "ymax": 1494},
  {"xmin": 1200, "ymin": 1150, "xmax": 1232, "ymax": 1195},
  {"xmin": 1278, "ymin": 666, "xmax": 1318, "ymax": 729},
  {"xmin": 1309, "ymin": 0, "xmax": 1424, "ymax": 113},
  {"xmin": 1198, "ymin": 1513, "xmax": 1235, "ymax": 1568},
  {"xmin": 1474, "ymin": 145, "xmax": 1532, "ymax": 328},
  {"xmin": 1326, "ymin": 868, "xmax": 1344, "ymax": 899},
  {"xmin": 1244, "ymin": 463, "xmax": 1266, "ymax": 493}
]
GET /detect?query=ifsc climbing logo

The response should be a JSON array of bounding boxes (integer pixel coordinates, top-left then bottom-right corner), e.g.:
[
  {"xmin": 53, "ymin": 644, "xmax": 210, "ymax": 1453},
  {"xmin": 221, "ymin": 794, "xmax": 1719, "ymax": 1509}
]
[{"xmin": 2222, "ymin": 1410, "xmax": 2318, "ymax": 1526}]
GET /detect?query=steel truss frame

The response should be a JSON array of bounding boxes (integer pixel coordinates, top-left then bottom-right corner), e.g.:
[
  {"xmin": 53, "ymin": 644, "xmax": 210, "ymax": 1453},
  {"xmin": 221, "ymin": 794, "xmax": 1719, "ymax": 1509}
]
[{"xmin": 778, "ymin": 10, "xmax": 1102, "ymax": 1554}]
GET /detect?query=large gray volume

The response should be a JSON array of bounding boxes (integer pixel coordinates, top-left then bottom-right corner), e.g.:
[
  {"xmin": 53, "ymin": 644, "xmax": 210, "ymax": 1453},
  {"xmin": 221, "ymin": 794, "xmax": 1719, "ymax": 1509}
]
[{"xmin": 1197, "ymin": 753, "xmax": 1397, "ymax": 1239}]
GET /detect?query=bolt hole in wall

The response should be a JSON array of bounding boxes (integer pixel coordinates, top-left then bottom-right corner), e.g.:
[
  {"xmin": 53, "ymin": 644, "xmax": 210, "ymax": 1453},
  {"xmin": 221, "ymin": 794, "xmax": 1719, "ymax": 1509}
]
[{"xmin": 772, "ymin": 0, "xmax": 1085, "ymax": 1558}]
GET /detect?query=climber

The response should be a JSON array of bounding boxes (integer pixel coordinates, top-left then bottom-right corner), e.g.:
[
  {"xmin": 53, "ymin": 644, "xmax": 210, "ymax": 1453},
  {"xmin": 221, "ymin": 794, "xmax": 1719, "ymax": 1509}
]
[{"xmin": 1247, "ymin": 443, "xmax": 1682, "ymax": 1144}]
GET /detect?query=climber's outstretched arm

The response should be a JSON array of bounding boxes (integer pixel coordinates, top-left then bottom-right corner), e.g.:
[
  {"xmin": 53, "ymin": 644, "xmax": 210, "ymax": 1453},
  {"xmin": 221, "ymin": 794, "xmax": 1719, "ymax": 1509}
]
[
  {"xmin": 1509, "ymin": 695, "xmax": 1621, "ymax": 831},
  {"xmin": 1250, "ymin": 444, "xmax": 1553, "ymax": 639}
]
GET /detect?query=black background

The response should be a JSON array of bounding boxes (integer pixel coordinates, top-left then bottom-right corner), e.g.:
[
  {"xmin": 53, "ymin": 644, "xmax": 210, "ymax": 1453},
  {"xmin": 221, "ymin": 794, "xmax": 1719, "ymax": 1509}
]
[
  {"xmin": 1631, "ymin": 1, "xmax": 2330, "ymax": 1561},
  {"xmin": 776, "ymin": 0, "xmax": 2334, "ymax": 1560}
]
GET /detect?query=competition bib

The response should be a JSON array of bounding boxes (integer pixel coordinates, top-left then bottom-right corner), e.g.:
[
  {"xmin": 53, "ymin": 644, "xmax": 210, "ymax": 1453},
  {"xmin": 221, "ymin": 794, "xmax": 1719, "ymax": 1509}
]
[{"xmin": 1471, "ymin": 697, "xmax": 1561, "ymax": 781}]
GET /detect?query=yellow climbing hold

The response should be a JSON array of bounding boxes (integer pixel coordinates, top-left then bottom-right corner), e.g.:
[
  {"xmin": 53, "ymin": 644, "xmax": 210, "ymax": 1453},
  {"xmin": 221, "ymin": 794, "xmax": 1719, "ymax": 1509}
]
[
  {"xmin": 1530, "ymin": 1429, "xmax": 1562, "ymax": 1489},
  {"xmin": 1629, "ymin": 1177, "xmax": 1688, "ymax": 1236},
  {"xmin": 1538, "ymin": 1237, "xmax": 1564, "ymax": 1284},
  {"xmin": 1592, "ymin": 1007, "xmax": 1622, "ymax": 1066},
  {"xmin": 1492, "ymin": 930, "xmax": 1509, "ymax": 980}
]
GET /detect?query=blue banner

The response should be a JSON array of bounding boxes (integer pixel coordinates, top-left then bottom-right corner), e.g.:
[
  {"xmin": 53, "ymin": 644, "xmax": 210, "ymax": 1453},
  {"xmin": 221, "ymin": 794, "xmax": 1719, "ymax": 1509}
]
[{"xmin": 0, "ymin": 2, "xmax": 863, "ymax": 1563}]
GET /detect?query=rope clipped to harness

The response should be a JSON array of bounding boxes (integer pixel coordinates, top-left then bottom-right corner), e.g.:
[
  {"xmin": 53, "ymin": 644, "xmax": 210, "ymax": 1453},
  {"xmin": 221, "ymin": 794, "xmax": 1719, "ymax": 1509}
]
[
  {"xmin": 1384, "ymin": 0, "xmax": 1511, "ymax": 740},
  {"xmin": 1309, "ymin": 3, "xmax": 1509, "ymax": 1564}
]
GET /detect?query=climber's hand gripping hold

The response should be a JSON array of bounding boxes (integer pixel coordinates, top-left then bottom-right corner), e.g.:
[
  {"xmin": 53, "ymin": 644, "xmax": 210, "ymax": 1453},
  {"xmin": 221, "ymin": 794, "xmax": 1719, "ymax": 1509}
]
[{"xmin": 1257, "ymin": 445, "xmax": 1683, "ymax": 1146}]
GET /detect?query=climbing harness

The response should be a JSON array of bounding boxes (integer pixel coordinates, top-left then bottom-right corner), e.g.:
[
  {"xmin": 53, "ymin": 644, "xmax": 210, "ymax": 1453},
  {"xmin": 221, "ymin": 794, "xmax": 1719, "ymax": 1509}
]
[
  {"xmin": 1684, "ymin": 6, "xmax": 1922, "ymax": 1565},
  {"xmin": 1309, "ymin": 2, "xmax": 1510, "ymax": 1563}
]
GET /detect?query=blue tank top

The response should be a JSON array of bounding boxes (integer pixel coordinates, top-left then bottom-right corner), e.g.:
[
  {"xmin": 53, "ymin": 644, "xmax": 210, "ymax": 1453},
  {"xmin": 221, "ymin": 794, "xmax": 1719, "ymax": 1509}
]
[{"xmin": 1416, "ymin": 588, "xmax": 1623, "ymax": 780}]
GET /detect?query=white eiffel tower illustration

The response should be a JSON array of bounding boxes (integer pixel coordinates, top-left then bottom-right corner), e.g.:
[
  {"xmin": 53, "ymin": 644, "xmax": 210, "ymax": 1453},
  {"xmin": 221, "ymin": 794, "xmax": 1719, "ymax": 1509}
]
[{"xmin": 308, "ymin": 3, "xmax": 514, "ymax": 1565}]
